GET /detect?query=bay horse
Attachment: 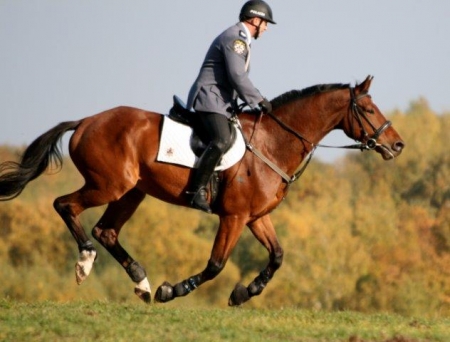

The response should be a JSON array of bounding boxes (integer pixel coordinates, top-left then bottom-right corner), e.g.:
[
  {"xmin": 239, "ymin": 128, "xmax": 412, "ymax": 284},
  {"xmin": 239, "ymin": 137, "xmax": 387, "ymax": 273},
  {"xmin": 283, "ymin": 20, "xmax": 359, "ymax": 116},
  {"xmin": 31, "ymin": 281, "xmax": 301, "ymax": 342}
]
[{"xmin": 0, "ymin": 75, "xmax": 404, "ymax": 305}]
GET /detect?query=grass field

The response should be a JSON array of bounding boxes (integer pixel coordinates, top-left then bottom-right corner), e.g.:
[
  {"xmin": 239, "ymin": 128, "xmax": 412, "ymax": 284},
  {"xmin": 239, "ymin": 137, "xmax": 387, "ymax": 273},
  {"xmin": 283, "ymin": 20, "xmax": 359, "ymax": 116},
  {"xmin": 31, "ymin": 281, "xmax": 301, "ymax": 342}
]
[{"xmin": 0, "ymin": 300, "xmax": 449, "ymax": 341}]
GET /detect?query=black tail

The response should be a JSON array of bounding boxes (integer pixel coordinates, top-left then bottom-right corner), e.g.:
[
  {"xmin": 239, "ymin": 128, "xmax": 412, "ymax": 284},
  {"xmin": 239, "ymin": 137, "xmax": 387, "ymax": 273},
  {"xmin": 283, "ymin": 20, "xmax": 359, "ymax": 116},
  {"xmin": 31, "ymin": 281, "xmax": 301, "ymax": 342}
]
[{"xmin": 0, "ymin": 120, "xmax": 81, "ymax": 201}]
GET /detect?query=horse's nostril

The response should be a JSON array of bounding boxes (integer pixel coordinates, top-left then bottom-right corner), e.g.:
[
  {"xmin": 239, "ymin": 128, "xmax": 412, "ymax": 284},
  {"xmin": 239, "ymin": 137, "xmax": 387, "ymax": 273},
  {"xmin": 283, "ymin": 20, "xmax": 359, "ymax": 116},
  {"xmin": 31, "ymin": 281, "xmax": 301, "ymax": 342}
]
[{"xmin": 393, "ymin": 141, "xmax": 405, "ymax": 152}]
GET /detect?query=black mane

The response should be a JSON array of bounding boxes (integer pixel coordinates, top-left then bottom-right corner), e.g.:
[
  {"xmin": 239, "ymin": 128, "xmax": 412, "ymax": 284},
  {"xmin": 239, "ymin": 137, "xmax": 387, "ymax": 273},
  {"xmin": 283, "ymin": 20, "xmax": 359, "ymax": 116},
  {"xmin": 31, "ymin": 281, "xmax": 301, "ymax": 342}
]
[{"xmin": 270, "ymin": 83, "xmax": 350, "ymax": 111}]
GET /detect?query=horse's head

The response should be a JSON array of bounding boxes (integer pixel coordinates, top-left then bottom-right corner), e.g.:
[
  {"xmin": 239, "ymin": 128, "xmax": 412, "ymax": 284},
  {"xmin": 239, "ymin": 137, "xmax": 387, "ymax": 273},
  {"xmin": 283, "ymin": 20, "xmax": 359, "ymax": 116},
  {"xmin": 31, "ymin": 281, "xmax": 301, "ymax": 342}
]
[{"xmin": 342, "ymin": 75, "xmax": 405, "ymax": 160}]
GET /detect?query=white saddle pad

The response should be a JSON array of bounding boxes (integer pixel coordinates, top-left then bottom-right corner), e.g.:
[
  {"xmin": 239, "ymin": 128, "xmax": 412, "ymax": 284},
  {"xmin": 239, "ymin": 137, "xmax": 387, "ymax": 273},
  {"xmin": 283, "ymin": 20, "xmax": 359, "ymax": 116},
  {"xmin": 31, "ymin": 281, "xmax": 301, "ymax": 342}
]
[{"xmin": 157, "ymin": 115, "xmax": 246, "ymax": 170}]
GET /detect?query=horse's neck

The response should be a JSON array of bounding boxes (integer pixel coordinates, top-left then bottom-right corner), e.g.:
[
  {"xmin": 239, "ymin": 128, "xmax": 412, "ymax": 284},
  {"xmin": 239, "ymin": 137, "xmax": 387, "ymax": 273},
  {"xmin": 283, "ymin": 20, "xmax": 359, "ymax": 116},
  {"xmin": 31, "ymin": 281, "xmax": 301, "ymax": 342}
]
[
  {"xmin": 281, "ymin": 95, "xmax": 347, "ymax": 145},
  {"xmin": 240, "ymin": 91, "xmax": 348, "ymax": 175}
]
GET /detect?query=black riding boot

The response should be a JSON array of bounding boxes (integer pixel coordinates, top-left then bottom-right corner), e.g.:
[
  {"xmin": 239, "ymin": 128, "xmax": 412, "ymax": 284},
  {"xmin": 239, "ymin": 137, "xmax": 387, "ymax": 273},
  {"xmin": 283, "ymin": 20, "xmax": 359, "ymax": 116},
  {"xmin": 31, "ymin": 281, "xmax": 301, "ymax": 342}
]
[{"xmin": 188, "ymin": 145, "xmax": 223, "ymax": 213}]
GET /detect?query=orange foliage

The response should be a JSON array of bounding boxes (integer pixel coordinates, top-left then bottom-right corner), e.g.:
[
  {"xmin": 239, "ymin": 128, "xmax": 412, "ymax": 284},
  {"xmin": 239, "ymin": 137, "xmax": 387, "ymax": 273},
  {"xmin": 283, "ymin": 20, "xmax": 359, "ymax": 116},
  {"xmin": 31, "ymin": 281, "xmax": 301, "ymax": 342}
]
[{"xmin": 0, "ymin": 103, "xmax": 449, "ymax": 315}]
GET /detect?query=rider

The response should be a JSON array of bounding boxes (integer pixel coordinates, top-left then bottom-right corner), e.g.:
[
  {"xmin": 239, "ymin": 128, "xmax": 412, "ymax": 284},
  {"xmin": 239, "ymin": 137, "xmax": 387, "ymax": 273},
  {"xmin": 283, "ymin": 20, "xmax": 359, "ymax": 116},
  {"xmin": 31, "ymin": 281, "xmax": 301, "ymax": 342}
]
[{"xmin": 186, "ymin": 0, "xmax": 276, "ymax": 213}]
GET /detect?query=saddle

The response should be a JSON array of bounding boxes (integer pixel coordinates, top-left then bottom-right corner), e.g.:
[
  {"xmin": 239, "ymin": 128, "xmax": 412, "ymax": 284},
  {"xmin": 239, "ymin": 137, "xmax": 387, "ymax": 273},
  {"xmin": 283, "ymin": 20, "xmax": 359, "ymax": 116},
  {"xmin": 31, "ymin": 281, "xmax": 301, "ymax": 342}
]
[
  {"xmin": 168, "ymin": 95, "xmax": 237, "ymax": 157},
  {"xmin": 159, "ymin": 96, "xmax": 246, "ymax": 205},
  {"xmin": 168, "ymin": 95, "xmax": 193, "ymax": 125}
]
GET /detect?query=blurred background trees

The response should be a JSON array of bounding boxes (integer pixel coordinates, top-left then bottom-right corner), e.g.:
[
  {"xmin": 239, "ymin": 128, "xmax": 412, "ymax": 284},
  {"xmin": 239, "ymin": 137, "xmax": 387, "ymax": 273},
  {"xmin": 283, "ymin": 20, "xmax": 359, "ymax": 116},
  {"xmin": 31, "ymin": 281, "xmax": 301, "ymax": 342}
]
[{"xmin": 0, "ymin": 98, "xmax": 449, "ymax": 316}]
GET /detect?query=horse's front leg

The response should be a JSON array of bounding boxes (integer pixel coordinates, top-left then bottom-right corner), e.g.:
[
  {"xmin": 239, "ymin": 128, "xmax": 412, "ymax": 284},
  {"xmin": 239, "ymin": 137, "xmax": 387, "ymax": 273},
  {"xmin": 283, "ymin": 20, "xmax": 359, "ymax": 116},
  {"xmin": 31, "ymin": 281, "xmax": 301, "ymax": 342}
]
[
  {"xmin": 155, "ymin": 215, "xmax": 246, "ymax": 303},
  {"xmin": 229, "ymin": 214, "xmax": 284, "ymax": 306}
]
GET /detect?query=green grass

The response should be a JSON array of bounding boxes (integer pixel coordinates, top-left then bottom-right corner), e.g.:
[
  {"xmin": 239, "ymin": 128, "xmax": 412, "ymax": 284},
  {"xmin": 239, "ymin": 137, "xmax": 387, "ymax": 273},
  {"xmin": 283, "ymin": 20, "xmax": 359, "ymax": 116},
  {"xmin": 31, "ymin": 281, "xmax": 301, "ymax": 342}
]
[{"xmin": 0, "ymin": 300, "xmax": 449, "ymax": 341}]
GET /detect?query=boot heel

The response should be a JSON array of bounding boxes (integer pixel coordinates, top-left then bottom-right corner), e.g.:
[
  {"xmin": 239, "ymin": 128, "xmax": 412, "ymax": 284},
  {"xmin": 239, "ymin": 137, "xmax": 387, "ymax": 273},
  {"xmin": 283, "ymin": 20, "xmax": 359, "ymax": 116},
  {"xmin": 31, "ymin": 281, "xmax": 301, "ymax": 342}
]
[{"xmin": 190, "ymin": 188, "xmax": 212, "ymax": 214}]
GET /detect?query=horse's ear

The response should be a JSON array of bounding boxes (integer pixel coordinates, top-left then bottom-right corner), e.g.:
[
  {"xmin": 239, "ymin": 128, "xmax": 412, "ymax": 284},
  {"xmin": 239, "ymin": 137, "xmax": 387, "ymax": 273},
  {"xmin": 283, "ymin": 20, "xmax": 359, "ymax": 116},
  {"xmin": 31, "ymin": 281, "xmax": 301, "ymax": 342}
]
[{"xmin": 355, "ymin": 75, "xmax": 373, "ymax": 94}]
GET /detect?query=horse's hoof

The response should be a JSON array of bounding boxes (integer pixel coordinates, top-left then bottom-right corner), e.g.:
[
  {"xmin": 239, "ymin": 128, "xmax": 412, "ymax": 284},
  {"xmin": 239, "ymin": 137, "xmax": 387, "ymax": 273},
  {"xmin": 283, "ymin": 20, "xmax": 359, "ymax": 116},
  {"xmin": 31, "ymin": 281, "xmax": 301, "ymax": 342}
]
[
  {"xmin": 75, "ymin": 263, "xmax": 88, "ymax": 285},
  {"xmin": 228, "ymin": 283, "xmax": 250, "ymax": 306},
  {"xmin": 134, "ymin": 277, "xmax": 152, "ymax": 304},
  {"xmin": 75, "ymin": 249, "xmax": 96, "ymax": 285},
  {"xmin": 135, "ymin": 288, "xmax": 151, "ymax": 303},
  {"xmin": 155, "ymin": 281, "xmax": 175, "ymax": 303}
]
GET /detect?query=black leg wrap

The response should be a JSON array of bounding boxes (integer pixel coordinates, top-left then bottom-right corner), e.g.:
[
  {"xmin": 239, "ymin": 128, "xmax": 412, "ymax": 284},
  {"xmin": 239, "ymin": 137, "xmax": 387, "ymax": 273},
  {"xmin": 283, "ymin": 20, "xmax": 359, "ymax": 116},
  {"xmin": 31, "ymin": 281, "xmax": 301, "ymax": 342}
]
[
  {"xmin": 248, "ymin": 269, "xmax": 272, "ymax": 297},
  {"xmin": 126, "ymin": 261, "xmax": 147, "ymax": 283},
  {"xmin": 78, "ymin": 240, "xmax": 96, "ymax": 253},
  {"xmin": 174, "ymin": 276, "xmax": 201, "ymax": 297}
]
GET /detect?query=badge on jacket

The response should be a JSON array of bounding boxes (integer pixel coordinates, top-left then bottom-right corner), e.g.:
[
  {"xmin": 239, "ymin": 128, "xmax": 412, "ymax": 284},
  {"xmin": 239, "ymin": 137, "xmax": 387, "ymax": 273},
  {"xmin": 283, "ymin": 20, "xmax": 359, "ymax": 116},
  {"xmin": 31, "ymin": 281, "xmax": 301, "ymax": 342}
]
[{"xmin": 233, "ymin": 39, "xmax": 247, "ymax": 55}]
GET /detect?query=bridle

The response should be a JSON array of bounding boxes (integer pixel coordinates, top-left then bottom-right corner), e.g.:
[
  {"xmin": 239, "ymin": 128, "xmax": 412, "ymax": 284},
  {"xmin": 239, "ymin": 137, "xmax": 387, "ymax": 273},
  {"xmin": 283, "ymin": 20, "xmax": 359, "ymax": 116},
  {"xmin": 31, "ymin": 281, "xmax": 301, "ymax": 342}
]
[
  {"xmin": 265, "ymin": 87, "xmax": 392, "ymax": 152},
  {"xmin": 240, "ymin": 86, "xmax": 393, "ymax": 183},
  {"xmin": 348, "ymin": 87, "xmax": 392, "ymax": 151}
]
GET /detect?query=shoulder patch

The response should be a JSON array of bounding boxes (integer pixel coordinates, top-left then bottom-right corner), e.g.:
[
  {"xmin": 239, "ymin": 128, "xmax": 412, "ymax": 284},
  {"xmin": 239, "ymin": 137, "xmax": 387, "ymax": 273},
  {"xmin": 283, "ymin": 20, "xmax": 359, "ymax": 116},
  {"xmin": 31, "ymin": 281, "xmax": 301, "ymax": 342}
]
[
  {"xmin": 239, "ymin": 30, "xmax": 247, "ymax": 39},
  {"xmin": 232, "ymin": 39, "xmax": 247, "ymax": 55}
]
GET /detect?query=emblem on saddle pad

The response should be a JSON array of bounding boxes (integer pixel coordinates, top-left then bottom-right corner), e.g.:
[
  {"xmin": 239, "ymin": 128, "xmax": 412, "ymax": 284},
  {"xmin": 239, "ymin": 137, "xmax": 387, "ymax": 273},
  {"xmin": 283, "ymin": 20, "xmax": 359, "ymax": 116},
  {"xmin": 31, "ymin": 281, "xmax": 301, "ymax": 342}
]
[{"xmin": 157, "ymin": 115, "xmax": 246, "ymax": 170}]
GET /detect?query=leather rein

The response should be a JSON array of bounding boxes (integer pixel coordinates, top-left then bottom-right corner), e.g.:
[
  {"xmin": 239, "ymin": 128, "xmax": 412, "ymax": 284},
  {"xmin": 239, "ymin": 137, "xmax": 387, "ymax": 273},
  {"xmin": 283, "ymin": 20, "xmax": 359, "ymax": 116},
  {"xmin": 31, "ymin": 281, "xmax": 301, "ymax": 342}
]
[{"xmin": 240, "ymin": 87, "xmax": 392, "ymax": 184}]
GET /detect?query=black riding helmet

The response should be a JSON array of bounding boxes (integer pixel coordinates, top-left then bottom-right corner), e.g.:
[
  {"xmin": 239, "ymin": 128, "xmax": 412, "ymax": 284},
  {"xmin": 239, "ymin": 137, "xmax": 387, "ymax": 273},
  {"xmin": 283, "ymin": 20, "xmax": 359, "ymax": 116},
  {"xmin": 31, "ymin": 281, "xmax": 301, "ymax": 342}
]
[{"xmin": 239, "ymin": 0, "xmax": 276, "ymax": 25}]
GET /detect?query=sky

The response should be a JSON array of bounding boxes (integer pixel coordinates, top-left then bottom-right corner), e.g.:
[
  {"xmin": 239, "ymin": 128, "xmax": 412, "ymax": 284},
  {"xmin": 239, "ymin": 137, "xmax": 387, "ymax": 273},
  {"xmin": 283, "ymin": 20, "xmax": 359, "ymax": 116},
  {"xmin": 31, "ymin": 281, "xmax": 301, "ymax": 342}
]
[{"xmin": 1, "ymin": 1, "xmax": 449, "ymax": 162}]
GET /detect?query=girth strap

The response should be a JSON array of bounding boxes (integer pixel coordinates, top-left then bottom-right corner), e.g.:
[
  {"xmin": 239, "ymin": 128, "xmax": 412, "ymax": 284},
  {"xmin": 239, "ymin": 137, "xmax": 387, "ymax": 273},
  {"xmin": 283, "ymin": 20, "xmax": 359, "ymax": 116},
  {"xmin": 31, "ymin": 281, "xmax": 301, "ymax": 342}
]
[{"xmin": 245, "ymin": 143, "xmax": 292, "ymax": 183}]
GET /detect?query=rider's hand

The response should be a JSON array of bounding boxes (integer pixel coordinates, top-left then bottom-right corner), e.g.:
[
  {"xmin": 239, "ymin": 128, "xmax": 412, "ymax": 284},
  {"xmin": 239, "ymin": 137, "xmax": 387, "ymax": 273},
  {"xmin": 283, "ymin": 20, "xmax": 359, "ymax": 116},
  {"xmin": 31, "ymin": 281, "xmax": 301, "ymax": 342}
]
[{"xmin": 259, "ymin": 98, "xmax": 272, "ymax": 114}]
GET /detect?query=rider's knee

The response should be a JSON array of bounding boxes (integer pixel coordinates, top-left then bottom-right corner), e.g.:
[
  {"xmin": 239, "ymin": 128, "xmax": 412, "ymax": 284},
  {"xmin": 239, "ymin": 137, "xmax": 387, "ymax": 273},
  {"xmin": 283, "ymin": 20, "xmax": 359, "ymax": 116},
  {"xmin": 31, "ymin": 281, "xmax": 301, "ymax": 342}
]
[{"xmin": 211, "ymin": 136, "xmax": 232, "ymax": 154}]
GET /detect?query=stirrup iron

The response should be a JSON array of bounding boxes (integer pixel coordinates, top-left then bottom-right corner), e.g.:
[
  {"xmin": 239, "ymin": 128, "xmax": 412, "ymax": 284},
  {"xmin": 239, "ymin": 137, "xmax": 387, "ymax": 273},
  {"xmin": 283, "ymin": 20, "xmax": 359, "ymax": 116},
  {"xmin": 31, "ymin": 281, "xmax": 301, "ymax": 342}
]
[{"xmin": 188, "ymin": 188, "xmax": 212, "ymax": 214}]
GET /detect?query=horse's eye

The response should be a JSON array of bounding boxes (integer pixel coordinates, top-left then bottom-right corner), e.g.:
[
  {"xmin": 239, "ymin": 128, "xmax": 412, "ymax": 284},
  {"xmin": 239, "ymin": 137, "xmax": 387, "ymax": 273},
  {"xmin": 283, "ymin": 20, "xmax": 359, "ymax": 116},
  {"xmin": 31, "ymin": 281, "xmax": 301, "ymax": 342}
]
[{"xmin": 366, "ymin": 109, "xmax": 375, "ymax": 114}]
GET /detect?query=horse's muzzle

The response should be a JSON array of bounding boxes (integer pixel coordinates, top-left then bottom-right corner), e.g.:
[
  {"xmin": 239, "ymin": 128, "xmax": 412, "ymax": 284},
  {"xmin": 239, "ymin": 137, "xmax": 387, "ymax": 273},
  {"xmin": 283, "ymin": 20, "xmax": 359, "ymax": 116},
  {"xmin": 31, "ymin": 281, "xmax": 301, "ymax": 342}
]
[{"xmin": 378, "ymin": 140, "xmax": 405, "ymax": 160}]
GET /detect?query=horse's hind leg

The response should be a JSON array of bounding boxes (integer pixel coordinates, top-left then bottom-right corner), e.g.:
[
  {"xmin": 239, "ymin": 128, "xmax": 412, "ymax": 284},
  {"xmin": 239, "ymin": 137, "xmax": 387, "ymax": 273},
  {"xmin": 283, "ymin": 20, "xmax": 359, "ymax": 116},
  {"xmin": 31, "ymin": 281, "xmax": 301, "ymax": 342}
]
[
  {"xmin": 229, "ymin": 214, "xmax": 284, "ymax": 306},
  {"xmin": 91, "ymin": 188, "xmax": 151, "ymax": 303},
  {"xmin": 54, "ymin": 188, "xmax": 105, "ymax": 285}
]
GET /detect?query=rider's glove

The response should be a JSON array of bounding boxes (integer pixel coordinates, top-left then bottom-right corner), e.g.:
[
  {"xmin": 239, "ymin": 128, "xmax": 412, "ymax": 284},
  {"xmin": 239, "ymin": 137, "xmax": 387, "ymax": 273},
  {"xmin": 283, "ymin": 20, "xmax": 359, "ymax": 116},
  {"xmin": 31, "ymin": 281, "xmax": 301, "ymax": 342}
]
[{"xmin": 259, "ymin": 98, "xmax": 272, "ymax": 114}]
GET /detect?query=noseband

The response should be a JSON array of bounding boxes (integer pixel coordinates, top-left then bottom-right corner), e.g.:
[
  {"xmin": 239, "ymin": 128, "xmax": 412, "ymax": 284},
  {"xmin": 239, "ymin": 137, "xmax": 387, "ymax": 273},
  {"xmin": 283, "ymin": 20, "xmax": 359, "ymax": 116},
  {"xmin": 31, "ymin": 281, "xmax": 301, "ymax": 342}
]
[{"xmin": 349, "ymin": 88, "xmax": 392, "ymax": 151}]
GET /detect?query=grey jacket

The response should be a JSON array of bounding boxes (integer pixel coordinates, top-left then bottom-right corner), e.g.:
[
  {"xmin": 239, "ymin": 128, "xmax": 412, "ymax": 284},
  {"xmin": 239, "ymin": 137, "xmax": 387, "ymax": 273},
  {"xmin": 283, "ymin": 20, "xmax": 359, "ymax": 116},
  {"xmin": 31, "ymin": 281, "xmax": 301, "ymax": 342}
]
[{"xmin": 187, "ymin": 23, "xmax": 263, "ymax": 117}]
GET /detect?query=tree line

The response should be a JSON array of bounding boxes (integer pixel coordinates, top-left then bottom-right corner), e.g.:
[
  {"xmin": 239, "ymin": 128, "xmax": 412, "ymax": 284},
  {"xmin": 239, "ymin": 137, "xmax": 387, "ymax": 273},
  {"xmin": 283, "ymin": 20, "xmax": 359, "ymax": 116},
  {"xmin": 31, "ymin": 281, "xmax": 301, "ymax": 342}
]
[{"xmin": 0, "ymin": 98, "xmax": 449, "ymax": 316}]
